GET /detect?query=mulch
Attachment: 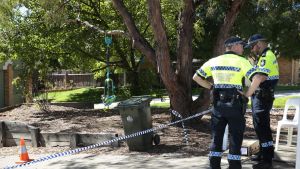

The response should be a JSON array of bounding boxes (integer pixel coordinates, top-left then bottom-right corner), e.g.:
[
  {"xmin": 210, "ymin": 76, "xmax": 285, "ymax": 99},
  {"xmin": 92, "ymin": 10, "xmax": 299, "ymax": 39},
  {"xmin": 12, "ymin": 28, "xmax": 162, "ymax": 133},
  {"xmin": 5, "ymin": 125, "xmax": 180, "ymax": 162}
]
[{"xmin": 0, "ymin": 104, "xmax": 289, "ymax": 157}]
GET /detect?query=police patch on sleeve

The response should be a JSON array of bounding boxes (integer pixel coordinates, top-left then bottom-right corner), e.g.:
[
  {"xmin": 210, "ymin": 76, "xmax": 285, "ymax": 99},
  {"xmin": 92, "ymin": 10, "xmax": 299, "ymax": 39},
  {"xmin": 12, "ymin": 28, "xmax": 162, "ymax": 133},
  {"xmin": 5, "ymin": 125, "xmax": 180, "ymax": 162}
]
[{"xmin": 260, "ymin": 59, "xmax": 266, "ymax": 67}]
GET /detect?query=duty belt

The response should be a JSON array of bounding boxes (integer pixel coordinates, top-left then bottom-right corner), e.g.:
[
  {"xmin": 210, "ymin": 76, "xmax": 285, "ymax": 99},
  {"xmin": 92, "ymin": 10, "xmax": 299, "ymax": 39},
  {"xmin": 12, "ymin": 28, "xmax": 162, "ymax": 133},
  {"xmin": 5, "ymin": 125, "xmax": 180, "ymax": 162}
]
[{"xmin": 213, "ymin": 88, "xmax": 240, "ymax": 103}]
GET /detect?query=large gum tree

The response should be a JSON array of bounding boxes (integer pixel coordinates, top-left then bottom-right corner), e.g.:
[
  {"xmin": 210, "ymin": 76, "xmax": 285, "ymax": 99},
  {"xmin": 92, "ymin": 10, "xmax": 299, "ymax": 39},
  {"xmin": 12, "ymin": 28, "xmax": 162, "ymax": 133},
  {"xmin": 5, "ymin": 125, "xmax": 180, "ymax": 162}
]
[{"xmin": 111, "ymin": 0, "xmax": 245, "ymax": 119}]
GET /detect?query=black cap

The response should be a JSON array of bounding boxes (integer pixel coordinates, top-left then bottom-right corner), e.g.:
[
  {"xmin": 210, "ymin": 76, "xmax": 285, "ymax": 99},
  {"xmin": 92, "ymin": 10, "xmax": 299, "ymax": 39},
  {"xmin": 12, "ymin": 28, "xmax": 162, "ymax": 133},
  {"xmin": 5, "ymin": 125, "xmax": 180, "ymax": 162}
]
[
  {"xmin": 245, "ymin": 34, "xmax": 266, "ymax": 48},
  {"xmin": 224, "ymin": 36, "xmax": 246, "ymax": 47}
]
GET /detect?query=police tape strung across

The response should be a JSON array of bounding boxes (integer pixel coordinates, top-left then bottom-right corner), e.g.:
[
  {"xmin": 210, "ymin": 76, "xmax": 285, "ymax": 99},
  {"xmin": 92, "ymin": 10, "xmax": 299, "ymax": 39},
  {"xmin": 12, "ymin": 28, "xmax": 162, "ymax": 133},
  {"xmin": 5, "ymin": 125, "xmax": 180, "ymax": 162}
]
[
  {"xmin": 170, "ymin": 110, "xmax": 189, "ymax": 145},
  {"xmin": 4, "ymin": 109, "xmax": 212, "ymax": 169}
]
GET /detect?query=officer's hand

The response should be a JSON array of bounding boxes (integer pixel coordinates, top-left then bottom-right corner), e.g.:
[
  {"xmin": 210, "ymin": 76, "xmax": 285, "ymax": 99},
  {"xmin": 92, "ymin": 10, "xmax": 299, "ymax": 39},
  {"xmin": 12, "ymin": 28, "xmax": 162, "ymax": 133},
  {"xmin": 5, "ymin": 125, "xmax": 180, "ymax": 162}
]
[
  {"xmin": 237, "ymin": 91, "xmax": 249, "ymax": 104},
  {"xmin": 242, "ymin": 95, "xmax": 249, "ymax": 104}
]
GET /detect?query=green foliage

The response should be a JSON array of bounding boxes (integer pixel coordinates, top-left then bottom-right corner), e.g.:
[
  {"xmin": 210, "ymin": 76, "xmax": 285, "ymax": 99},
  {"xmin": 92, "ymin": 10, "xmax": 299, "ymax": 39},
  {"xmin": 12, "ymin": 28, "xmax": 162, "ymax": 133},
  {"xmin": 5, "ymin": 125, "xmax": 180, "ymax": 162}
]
[
  {"xmin": 194, "ymin": 0, "xmax": 300, "ymax": 60},
  {"xmin": 116, "ymin": 86, "xmax": 132, "ymax": 100},
  {"xmin": 138, "ymin": 68, "xmax": 158, "ymax": 93},
  {"xmin": 235, "ymin": 0, "xmax": 300, "ymax": 57},
  {"xmin": 193, "ymin": 1, "xmax": 227, "ymax": 59},
  {"xmin": 275, "ymin": 85, "xmax": 300, "ymax": 91},
  {"xmin": 1, "ymin": 0, "xmax": 300, "ymax": 102}
]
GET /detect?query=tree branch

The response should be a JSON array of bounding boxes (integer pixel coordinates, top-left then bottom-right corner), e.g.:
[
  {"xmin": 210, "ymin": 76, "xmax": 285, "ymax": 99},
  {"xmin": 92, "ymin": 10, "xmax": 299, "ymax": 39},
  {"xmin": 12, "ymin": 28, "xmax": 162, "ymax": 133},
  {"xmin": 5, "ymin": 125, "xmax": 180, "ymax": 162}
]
[
  {"xmin": 176, "ymin": 0, "xmax": 195, "ymax": 85},
  {"xmin": 147, "ymin": 0, "xmax": 176, "ymax": 87},
  {"xmin": 111, "ymin": 0, "xmax": 156, "ymax": 66},
  {"xmin": 194, "ymin": 0, "xmax": 205, "ymax": 8},
  {"xmin": 114, "ymin": 39, "xmax": 132, "ymax": 69},
  {"xmin": 74, "ymin": 45, "xmax": 123, "ymax": 65},
  {"xmin": 213, "ymin": 0, "xmax": 246, "ymax": 56},
  {"xmin": 74, "ymin": 18, "xmax": 128, "ymax": 36}
]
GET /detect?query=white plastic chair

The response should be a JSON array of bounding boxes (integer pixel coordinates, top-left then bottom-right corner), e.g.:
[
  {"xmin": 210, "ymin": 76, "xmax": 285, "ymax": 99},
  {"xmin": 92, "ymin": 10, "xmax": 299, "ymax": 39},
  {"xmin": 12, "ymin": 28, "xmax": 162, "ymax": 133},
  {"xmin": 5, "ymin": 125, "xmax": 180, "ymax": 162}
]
[{"xmin": 275, "ymin": 97, "xmax": 300, "ymax": 151}]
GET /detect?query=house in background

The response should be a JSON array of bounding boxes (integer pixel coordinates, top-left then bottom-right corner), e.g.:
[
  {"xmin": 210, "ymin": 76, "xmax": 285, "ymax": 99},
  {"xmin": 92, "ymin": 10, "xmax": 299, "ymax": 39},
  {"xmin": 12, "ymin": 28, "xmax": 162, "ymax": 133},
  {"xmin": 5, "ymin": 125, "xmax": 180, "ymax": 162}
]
[
  {"xmin": 278, "ymin": 57, "xmax": 300, "ymax": 85},
  {"xmin": 0, "ymin": 60, "xmax": 23, "ymax": 108}
]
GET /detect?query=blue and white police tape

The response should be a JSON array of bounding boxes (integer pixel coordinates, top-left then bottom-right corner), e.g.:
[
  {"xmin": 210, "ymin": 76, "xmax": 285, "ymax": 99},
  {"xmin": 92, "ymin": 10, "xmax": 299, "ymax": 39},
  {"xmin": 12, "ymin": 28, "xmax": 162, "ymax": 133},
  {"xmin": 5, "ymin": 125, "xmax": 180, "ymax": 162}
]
[
  {"xmin": 170, "ymin": 110, "xmax": 189, "ymax": 145},
  {"xmin": 5, "ymin": 109, "xmax": 212, "ymax": 169}
]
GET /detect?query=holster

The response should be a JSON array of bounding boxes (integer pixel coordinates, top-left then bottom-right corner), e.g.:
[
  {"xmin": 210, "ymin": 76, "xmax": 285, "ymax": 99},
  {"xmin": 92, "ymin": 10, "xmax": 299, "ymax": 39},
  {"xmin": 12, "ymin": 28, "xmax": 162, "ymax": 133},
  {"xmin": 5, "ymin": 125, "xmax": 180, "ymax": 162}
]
[
  {"xmin": 254, "ymin": 88, "xmax": 274, "ymax": 101},
  {"xmin": 212, "ymin": 88, "xmax": 248, "ymax": 115},
  {"xmin": 241, "ymin": 95, "xmax": 248, "ymax": 115},
  {"xmin": 213, "ymin": 88, "xmax": 239, "ymax": 104}
]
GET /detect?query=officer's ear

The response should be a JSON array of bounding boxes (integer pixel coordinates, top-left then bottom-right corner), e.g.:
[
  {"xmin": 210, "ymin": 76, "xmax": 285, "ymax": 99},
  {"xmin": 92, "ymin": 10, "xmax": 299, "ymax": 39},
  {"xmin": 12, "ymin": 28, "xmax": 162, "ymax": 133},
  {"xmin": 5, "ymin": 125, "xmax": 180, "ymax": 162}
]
[{"xmin": 256, "ymin": 41, "xmax": 267, "ymax": 51}]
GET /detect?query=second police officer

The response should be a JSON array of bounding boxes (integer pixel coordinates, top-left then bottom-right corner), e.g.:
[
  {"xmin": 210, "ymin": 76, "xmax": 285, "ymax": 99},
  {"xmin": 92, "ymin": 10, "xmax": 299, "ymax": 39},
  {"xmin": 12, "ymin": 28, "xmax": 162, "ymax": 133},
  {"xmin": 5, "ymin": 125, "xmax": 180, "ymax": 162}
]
[
  {"xmin": 193, "ymin": 36, "xmax": 267, "ymax": 169},
  {"xmin": 246, "ymin": 34, "xmax": 279, "ymax": 169}
]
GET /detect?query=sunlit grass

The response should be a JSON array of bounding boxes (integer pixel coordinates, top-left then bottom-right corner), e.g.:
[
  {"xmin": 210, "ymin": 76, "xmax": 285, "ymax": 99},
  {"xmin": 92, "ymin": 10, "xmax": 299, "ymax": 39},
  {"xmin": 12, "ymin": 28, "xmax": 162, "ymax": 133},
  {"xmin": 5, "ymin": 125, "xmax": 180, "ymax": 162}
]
[
  {"xmin": 150, "ymin": 102, "xmax": 170, "ymax": 108},
  {"xmin": 35, "ymin": 86, "xmax": 299, "ymax": 109},
  {"xmin": 273, "ymin": 95, "xmax": 300, "ymax": 108},
  {"xmin": 36, "ymin": 87, "xmax": 102, "ymax": 103}
]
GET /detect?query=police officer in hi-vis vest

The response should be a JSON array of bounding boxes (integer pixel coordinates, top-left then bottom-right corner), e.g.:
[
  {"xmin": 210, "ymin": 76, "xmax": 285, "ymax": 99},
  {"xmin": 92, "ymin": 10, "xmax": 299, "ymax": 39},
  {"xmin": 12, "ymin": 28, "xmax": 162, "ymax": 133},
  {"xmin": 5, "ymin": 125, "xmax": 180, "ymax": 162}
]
[
  {"xmin": 193, "ymin": 36, "xmax": 267, "ymax": 169},
  {"xmin": 246, "ymin": 34, "xmax": 279, "ymax": 169}
]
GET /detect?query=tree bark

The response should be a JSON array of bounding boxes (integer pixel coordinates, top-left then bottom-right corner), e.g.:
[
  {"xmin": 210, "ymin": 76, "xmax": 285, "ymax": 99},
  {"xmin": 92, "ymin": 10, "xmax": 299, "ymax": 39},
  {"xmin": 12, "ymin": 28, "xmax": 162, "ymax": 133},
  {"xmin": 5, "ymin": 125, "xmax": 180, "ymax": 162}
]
[
  {"xmin": 111, "ymin": 0, "xmax": 156, "ymax": 67},
  {"xmin": 174, "ymin": 0, "xmax": 196, "ymax": 116},
  {"xmin": 147, "ymin": 0, "xmax": 195, "ymax": 117},
  {"xmin": 213, "ymin": 0, "xmax": 246, "ymax": 56},
  {"xmin": 25, "ymin": 74, "xmax": 33, "ymax": 103}
]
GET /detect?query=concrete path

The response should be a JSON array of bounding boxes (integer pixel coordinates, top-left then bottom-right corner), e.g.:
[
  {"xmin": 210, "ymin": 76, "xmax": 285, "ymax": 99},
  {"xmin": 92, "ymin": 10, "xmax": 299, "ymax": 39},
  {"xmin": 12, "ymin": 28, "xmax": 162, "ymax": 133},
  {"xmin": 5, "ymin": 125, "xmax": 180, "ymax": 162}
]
[
  {"xmin": 93, "ymin": 90, "xmax": 300, "ymax": 109},
  {"xmin": 150, "ymin": 90, "xmax": 300, "ymax": 104},
  {"xmin": 274, "ymin": 90, "xmax": 300, "ymax": 98},
  {"xmin": 0, "ymin": 144, "xmax": 296, "ymax": 169}
]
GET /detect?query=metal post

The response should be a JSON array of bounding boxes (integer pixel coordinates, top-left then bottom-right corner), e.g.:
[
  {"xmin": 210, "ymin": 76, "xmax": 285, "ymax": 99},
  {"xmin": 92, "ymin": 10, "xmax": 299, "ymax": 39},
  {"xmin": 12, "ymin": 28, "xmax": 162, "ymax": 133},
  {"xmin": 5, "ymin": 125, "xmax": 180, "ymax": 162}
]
[
  {"xmin": 29, "ymin": 126, "xmax": 39, "ymax": 147},
  {"xmin": 296, "ymin": 112, "xmax": 300, "ymax": 169},
  {"xmin": 0, "ymin": 121, "xmax": 5, "ymax": 147}
]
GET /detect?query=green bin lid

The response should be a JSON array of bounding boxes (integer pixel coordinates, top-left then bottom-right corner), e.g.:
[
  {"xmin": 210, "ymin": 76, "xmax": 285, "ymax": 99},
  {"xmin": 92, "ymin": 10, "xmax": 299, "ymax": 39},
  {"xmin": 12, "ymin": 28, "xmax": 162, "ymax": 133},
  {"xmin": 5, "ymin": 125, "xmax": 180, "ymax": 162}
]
[{"xmin": 117, "ymin": 96, "xmax": 152, "ymax": 108}]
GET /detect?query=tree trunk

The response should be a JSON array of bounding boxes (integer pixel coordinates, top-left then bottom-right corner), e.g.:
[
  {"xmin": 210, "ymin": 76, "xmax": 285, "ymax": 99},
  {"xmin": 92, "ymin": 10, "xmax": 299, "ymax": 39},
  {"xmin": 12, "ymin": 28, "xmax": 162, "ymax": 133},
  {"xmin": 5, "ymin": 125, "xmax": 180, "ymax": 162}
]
[
  {"xmin": 127, "ymin": 70, "xmax": 142, "ymax": 95},
  {"xmin": 213, "ymin": 0, "xmax": 246, "ymax": 56},
  {"xmin": 112, "ymin": 0, "xmax": 252, "ymax": 125},
  {"xmin": 147, "ymin": 0, "xmax": 200, "ymax": 118},
  {"xmin": 25, "ymin": 74, "xmax": 33, "ymax": 103},
  {"xmin": 112, "ymin": 0, "xmax": 210, "ymax": 120}
]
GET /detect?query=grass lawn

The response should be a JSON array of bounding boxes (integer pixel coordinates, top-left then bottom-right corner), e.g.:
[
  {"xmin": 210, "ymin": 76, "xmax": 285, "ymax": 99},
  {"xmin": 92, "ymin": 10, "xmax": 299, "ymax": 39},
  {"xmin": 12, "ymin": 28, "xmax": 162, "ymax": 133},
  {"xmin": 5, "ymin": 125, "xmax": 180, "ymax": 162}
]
[
  {"xmin": 150, "ymin": 102, "xmax": 170, "ymax": 108},
  {"xmin": 150, "ymin": 95, "xmax": 300, "ymax": 109},
  {"xmin": 273, "ymin": 95, "xmax": 300, "ymax": 108},
  {"xmin": 38, "ymin": 86, "xmax": 299, "ymax": 109},
  {"xmin": 37, "ymin": 88, "xmax": 103, "ymax": 103},
  {"xmin": 275, "ymin": 85, "xmax": 300, "ymax": 91}
]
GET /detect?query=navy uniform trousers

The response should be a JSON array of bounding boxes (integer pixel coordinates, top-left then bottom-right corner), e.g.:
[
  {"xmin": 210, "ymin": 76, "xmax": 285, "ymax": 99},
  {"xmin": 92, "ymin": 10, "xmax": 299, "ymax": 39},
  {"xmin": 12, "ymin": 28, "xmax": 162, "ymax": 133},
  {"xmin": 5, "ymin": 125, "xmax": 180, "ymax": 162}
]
[
  {"xmin": 209, "ymin": 89, "xmax": 245, "ymax": 169},
  {"xmin": 251, "ymin": 80, "xmax": 277, "ymax": 163}
]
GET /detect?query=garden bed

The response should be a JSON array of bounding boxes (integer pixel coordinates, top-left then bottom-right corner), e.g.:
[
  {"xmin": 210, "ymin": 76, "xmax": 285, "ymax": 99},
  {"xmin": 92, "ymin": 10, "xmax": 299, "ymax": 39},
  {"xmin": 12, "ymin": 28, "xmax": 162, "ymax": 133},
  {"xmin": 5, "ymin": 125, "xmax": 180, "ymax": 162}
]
[{"xmin": 0, "ymin": 104, "xmax": 288, "ymax": 157}]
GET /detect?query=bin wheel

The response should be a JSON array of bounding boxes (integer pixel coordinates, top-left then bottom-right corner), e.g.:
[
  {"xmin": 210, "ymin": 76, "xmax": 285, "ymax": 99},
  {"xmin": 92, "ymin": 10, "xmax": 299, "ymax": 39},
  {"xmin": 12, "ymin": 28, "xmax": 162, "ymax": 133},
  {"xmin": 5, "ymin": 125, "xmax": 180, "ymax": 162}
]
[{"xmin": 153, "ymin": 134, "xmax": 160, "ymax": 145}]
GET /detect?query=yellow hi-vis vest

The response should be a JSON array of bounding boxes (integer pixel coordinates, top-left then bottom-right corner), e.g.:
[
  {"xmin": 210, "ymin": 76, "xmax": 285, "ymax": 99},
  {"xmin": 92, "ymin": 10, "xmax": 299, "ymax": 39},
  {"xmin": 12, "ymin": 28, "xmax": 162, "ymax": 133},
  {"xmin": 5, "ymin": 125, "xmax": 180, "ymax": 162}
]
[
  {"xmin": 256, "ymin": 49, "xmax": 279, "ymax": 81},
  {"xmin": 196, "ymin": 53, "xmax": 259, "ymax": 90}
]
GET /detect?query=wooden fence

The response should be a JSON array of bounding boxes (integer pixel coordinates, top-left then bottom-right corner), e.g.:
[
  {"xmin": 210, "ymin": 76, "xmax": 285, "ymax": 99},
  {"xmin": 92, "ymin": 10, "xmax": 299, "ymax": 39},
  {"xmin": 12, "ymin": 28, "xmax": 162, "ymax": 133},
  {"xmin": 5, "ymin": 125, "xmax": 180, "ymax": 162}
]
[{"xmin": 47, "ymin": 73, "xmax": 102, "ymax": 89}]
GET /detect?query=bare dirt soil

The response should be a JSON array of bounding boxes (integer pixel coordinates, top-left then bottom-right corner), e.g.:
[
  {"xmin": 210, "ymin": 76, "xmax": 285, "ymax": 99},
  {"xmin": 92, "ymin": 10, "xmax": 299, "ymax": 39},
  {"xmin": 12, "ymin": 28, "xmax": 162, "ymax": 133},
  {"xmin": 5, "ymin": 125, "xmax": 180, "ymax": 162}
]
[{"xmin": 0, "ymin": 104, "xmax": 287, "ymax": 157}]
